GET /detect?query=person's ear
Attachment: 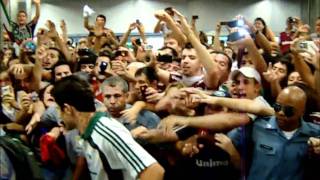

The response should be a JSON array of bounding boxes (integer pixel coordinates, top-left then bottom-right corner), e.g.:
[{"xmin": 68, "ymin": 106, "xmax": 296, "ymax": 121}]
[
  {"xmin": 124, "ymin": 92, "xmax": 129, "ymax": 99},
  {"xmin": 254, "ymin": 83, "xmax": 261, "ymax": 94},
  {"xmin": 63, "ymin": 103, "xmax": 72, "ymax": 115}
]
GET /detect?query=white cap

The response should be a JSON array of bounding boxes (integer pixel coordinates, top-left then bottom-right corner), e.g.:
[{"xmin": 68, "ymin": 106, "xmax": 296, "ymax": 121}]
[{"xmin": 231, "ymin": 67, "xmax": 261, "ymax": 84}]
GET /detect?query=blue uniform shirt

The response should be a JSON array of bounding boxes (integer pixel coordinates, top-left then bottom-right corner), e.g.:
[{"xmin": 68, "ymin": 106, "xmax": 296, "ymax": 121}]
[{"xmin": 230, "ymin": 116, "xmax": 320, "ymax": 180}]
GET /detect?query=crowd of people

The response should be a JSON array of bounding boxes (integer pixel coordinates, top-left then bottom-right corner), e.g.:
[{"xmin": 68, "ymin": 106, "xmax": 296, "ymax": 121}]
[{"xmin": 1, "ymin": 1, "xmax": 320, "ymax": 179}]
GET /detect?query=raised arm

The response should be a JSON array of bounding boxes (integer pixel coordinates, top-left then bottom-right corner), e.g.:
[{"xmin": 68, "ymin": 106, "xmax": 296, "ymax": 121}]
[
  {"xmin": 160, "ymin": 112, "xmax": 250, "ymax": 133},
  {"xmin": 154, "ymin": 10, "xmax": 187, "ymax": 45},
  {"xmin": 31, "ymin": 0, "xmax": 41, "ymax": 24},
  {"xmin": 154, "ymin": 20, "xmax": 163, "ymax": 33},
  {"xmin": 229, "ymin": 36, "xmax": 267, "ymax": 75},
  {"xmin": 212, "ymin": 23, "xmax": 223, "ymax": 51},
  {"xmin": 185, "ymin": 88, "xmax": 274, "ymax": 116},
  {"xmin": 119, "ymin": 23, "xmax": 136, "ymax": 47},
  {"xmin": 173, "ymin": 9, "xmax": 220, "ymax": 89},
  {"xmin": 137, "ymin": 22, "xmax": 147, "ymax": 44},
  {"xmin": 47, "ymin": 20, "xmax": 71, "ymax": 61},
  {"xmin": 291, "ymin": 41, "xmax": 315, "ymax": 89}
]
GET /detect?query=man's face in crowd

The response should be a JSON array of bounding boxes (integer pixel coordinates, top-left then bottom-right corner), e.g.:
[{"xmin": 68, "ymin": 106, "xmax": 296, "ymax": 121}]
[
  {"xmin": 17, "ymin": 12, "xmax": 27, "ymax": 26},
  {"xmin": 43, "ymin": 49, "xmax": 59, "ymax": 69},
  {"xmin": 3, "ymin": 49, "xmax": 13, "ymax": 59},
  {"xmin": 240, "ymin": 55, "xmax": 254, "ymax": 68},
  {"xmin": 164, "ymin": 38, "xmax": 180, "ymax": 53},
  {"xmin": 134, "ymin": 74, "xmax": 149, "ymax": 99},
  {"xmin": 54, "ymin": 65, "xmax": 72, "ymax": 81},
  {"xmin": 78, "ymin": 39, "xmax": 88, "ymax": 49},
  {"xmin": 287, "ymin": 71, "xmax": 302, "ymax": 85},
  {"xmin": 275, "ymin": 88, "xmax": 305, "ymax": 131},
  {"xmin": 211, "ymin": 53, "xmax": 230, "ymax": 75},
  {"xmin": 234, "ymin": 74, "xmax": 260, "ymax": 99},
  {"xmin": 96, "ymin": 17, "xmax": 106, "ymax": 27},
  {"xmin": 43, "ymin": 85, "xmax": 55, "ymax": 107},
  {"xmin": 15, "ymin": 72, "xmax": 32, "ymax": 92},
  {"xmin": 181, "ymin": 48, "xmax": 202, "ymax": 77},
  {"xmin": 272, "ymin": 62, "xmax": 288, "ymax": 81},
  {"xmin": 80, "ymin": 64, "xmax": 95, "ymax": 74},
  {"xmin": 0, "ymin": 72, "xmax": 11, "ymax": 87},
  {"xmin": 157, "ymin": 48, "xmax": 181, "ymax": 73},
  {"xmin": 103, "ymin": 85, "xmax": 127, "ymax": 117}
]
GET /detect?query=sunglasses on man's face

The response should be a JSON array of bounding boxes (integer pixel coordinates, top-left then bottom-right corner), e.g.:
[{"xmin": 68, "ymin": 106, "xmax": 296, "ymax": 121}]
[{"xmin": 273, "ymin": 103, "xmax": 295, "ymax": 117}]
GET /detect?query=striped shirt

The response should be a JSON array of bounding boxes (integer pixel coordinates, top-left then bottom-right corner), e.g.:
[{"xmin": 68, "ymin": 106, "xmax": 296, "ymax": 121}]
[{"xmin": 78, "ymin": 112, "xmax": 157, "ymax": 180}]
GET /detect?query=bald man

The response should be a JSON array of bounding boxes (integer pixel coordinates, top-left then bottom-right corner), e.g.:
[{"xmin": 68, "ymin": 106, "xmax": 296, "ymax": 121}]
[{"xmin": 230, "ymin": 86, "xmax": 320, "ymax": 180}]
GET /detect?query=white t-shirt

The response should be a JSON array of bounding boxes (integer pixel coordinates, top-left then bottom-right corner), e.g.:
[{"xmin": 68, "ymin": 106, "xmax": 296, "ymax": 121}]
[{"xmin": 78, "ymin": 114, "xmax": 157, "ymax": 180}]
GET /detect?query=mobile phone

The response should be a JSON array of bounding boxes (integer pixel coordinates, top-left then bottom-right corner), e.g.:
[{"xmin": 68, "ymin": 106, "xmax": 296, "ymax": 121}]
[
  {"xmin": 192, "ymin": 15, "xmax": 199, "ymax": 20},
  {"xmin": 157, "ymin": 54, "xmax": 173, "ymax": 63},
  {"xmin": 227, "ymin": 32, "xmax": 244, "ymax": 42},
  {"xmin": 99, "ymin": 61, "xmax": 108, "ymax": 74},
  {"xmin": 1, "ymin": 86, "xmax": 10, "ymax": 97},
  {"xmin": 30, "ymin": 92, "xmax": 39, "ymax": 102},
  {"xmin": 298, "ymin": 42, "xmax": 308, "ymax": 49},
  {"xmin": 136, "ymin": 19, "xmax": 141, "ymax": 25},
  {"xmin": 221, "ymin": 19, "xmax": 244, "ymax": 28},
  {"xmin": 140, "ymin": 85, "xmax": 148, "ymax": 100}
]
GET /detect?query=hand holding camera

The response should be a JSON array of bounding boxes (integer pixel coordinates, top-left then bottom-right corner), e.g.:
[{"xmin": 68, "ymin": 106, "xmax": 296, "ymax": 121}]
[{"xmin": 1, "ymin": 86, "xmax": 19, "ymax": 109}]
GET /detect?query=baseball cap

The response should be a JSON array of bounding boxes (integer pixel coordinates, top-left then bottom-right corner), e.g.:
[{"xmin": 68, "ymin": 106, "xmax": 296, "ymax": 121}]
[{"xmin": 231, "ymin": 67, "xmax": 261, "ymax": 84}]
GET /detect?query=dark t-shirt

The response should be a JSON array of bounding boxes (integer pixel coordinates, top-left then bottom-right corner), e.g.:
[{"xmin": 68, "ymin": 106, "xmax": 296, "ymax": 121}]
[
  {"xmin": 172, "ymin": 128, "xmax": 239, "ymax": 180},
  {"xmin": 9, "ymin": 21, "xmax": 37, "ymax": 45}
]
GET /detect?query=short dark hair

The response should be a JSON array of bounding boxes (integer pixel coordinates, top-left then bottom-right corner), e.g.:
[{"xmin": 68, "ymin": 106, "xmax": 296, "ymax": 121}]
[
  {"xmin": 52, "ymin": 60, "xmax": 73, "ymax": 82},
  {"xmin": 96, "ymin": 14, "xmax": 106, "ymax": 22},
  {"xmin": 135, "ymin": 67, "xmax": 158, "ymax": 83},
  {"xmin": 52, "ymin": 75, "xmax": 95, "ymax": 112},
  {"xmin": 158, "ymin": 46, "xmax": 179, "ymax": 60},
  {"xmin": 183, "ymin": 42, "xmax": 194, "ymax": 50},
  {"xmin": 17, "ymin": 10, "xmax": 27, "ymax": 16},
  {"xmin": 102, "ymin": 76, "xmax": 129, "ymax": 93},
  {"xmin": 210, "ymin": 50, "xmax": 233, "ymax": 72}
]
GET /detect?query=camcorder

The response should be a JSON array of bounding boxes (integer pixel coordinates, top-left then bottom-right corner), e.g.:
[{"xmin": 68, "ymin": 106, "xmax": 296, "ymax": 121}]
[
  {"xmin": 1, "ymin": 86, "xmax": 11, "ymax": 97},
  {"xmin": 296, "ymin": 40, "xmax": 318, "ymax": 55}
]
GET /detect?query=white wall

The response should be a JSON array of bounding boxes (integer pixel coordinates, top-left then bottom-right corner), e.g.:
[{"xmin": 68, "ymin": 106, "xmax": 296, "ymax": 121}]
[{"xmin": 35, "ymin": 0, "xmax": 301, "ymax": 35}]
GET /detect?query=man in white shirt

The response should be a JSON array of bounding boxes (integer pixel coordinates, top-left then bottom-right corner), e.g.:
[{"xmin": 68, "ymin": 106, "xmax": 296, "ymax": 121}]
[{"xmin": 52, "ymin": 75, "xmax": 164, "ymax": 180}]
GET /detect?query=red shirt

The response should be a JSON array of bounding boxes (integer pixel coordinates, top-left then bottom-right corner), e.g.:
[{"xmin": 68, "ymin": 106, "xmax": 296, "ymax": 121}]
[{"xmin": 279, "ymin": 31, "xmax": 294, "ymax": 54}]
